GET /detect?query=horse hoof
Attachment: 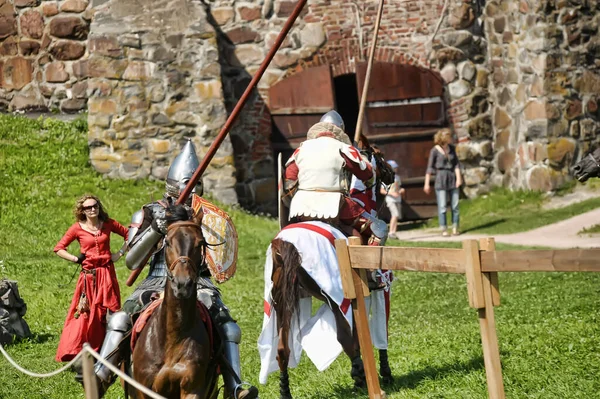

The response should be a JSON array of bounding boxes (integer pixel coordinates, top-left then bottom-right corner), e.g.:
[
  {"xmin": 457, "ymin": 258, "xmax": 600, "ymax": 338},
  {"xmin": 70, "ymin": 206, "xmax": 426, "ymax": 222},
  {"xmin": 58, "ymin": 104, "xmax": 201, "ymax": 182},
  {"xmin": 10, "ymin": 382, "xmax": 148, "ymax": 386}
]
[{"xmin": 354, "ymin": 379, "xmax": 366, "ymax": 389}]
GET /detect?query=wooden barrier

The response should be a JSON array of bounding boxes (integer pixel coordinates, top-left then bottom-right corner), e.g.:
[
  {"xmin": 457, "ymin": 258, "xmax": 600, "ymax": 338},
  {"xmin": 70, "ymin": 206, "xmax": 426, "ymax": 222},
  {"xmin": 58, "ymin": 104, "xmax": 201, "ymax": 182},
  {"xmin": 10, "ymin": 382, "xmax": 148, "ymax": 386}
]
[{"xmin": 335, "ymin": 238, "xmax": 600, "ymax": 399}]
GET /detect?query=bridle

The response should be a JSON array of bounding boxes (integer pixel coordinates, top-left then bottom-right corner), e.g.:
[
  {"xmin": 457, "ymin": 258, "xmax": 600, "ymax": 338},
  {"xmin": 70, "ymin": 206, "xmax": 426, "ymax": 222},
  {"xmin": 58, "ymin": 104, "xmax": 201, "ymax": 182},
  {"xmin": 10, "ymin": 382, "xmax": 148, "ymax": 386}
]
[
  {"xmin": 164, "ymin": 221, "xmax": 206, "ymax": 282},
  {"xmin": 588, "ymin": 152, "xmax": 600, "ymax": 169}
]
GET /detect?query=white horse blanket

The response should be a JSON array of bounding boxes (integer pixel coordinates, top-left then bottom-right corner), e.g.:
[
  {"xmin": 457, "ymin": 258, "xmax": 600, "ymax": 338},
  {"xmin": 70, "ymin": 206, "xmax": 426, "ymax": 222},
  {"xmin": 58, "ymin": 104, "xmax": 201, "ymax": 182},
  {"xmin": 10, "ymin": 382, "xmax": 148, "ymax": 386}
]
[{"xmin": 258, "ymin": 221, "xmax": 352, "ymax": 384}]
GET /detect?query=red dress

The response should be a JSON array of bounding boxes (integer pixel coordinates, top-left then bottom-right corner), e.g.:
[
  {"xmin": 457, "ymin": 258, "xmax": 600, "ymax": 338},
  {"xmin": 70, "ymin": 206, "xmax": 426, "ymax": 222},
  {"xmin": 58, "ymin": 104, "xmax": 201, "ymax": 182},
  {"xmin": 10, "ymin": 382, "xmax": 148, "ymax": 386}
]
[{"xmin": 53, "ymin": 219, "xmax": 128, "ymax": 361}]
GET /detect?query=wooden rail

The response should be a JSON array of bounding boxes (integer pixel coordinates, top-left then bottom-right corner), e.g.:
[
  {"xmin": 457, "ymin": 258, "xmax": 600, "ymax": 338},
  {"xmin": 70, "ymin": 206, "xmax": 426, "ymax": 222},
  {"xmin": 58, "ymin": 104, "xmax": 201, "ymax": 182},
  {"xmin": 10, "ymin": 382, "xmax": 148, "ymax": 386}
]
[{"xmin": 335, "ymin": 238, "xmax": 600, "ymax": 399}]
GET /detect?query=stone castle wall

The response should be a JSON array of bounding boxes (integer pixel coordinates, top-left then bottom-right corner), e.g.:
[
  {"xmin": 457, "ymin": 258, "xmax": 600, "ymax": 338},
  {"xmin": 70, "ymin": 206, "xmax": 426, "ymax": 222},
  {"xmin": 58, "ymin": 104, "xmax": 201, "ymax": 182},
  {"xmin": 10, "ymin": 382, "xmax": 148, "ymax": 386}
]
[
  {"xmin": 2, "ymin": 0, "xmax": 599, "ymax": 212},
  {"xmin": 0, "ymin": 0, "xmax": 92, "ymax": 112}
]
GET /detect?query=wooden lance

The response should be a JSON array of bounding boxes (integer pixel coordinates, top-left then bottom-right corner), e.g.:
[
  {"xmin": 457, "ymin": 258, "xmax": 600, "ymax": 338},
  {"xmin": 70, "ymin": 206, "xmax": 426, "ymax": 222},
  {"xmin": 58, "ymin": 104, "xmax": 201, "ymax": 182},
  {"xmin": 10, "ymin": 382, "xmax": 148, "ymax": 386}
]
[
  {"xmin": 354, "ymin": 0, "xmax": 386, "ymax": 146},
  {"xmin": 126, "ymin": 0, "xmax": 309, "ymax": 286}
]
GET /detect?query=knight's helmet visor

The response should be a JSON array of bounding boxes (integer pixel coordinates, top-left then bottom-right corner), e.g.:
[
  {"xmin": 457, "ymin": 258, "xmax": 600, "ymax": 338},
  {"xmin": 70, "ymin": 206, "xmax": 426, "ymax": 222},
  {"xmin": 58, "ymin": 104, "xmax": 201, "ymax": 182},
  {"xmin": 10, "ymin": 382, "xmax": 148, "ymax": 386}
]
[
  {"xmin": 166, "ymin": 141, "xmax": 202, "ymax": 198},
  {"xmin": 319, "ymin": 110, "xmax": 345, "ymax": 132}
]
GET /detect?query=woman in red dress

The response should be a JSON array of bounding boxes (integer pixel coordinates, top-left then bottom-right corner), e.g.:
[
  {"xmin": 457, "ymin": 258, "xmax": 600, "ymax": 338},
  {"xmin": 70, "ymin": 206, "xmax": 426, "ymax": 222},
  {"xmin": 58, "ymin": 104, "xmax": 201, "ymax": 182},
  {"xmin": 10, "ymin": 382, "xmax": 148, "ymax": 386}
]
[{"xmin": 54, "ymin": 194, "xmax": 128, "ymax": 361}]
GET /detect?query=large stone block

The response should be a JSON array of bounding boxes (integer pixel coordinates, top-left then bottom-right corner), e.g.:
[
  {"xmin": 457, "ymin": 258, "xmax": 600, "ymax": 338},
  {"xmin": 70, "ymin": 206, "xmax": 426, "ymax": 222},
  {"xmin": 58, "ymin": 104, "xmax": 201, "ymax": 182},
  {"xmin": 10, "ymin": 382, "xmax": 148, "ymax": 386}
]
[
  {"xmin": 526, "ymin": 165, "xmax": 552, "ymax": 192},
  {"xmin": 45, "ymin": 61, "xmax": 69, "ymax": 83},
  {"xmin": 0, "ymin": 1, "xmax": 17, "ymax": 40},
  {"xmin": 60, "ymin": 0, "xmax": 89, "ymax": 13},
  {"xmin": 547, "ymin": 137, "xmax": 576, "ymax": 167},
  {"xmin": 524, "ymin": 100, "xmax": 546, "ymax": 120},
  {"xmin": 212, "ymin": 7, "xmax": 234, "ymax": 25},
  {"xmin": 19, "ymin": 40, "xmax": 40, "ymax": 56},
  {"xmin": 2, "ymin": 57, "xmax": 32, "ymax": 90},
  {"xmin": 87, "ymin": 57, "xmax": 127, "ymax": 79},
  {"xmin": 49, "ymin": 40, "xmax": 86, "ymax": 60},
  {"xmin": 123, "ymin": 61, "xmax": 155, "ymax": 81},
  {"xmin": 225, "ymin": 26, "xmax": 259, "ymax": 44},
  {"xmin": 14, "ymin": 0, "xmax": 39, "ymax": 7},
  {"xmin": 20, "ymin": 10, "xmax": 43, "ymax": 39},
  {"xmin": 464, "ymin": 167, "xmax": 489, "ymax": 186},
  {"xmin": 89, "ymin": 35, "xmax": 122, "ymax": 57},
  {"xmin": 494, "ymin": 107, "xmax": 511, "ymax": 129},
  {"xmin": 300, "ymin": 22, "xmax": 325, "ymax": 48},
  {"xmin": 194, "ymin": 80, "xmax": 223, "ymax": 100},
  {"xmin": 0, "ymin": 36, "xmax": 17, "ymax": 56},
  {"xmin": 236, "ymin": 4, "xmax": 261, "ymax": 21},
  {"xmin": 49, "ymin": 16, "xmax": 89, "ymax": 40}
]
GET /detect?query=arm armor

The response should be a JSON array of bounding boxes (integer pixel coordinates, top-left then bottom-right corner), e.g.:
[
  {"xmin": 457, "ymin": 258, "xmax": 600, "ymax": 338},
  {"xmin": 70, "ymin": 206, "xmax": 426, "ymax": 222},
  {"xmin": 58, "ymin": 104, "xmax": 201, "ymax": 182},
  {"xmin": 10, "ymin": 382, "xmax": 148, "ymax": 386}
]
[
  {"xmin": 125, "ymin": 226, "xmax": 163, "ymax": 271},
  {"xmin": 125, "ymin": 206, "xmax": 165, "ymax": 271}
]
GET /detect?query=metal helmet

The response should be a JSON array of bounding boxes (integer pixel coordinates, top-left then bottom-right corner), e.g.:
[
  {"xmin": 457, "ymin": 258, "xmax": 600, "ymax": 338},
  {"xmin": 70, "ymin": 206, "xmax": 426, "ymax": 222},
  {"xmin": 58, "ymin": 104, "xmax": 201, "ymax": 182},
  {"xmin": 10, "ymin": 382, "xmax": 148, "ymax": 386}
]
[
  {"xmin": 165, "ymin": 140, "xmax": 202, "ymax": 198},
  {"xmin": 319, "ymin": 110, "xmax": 345, "ymax": 132}
]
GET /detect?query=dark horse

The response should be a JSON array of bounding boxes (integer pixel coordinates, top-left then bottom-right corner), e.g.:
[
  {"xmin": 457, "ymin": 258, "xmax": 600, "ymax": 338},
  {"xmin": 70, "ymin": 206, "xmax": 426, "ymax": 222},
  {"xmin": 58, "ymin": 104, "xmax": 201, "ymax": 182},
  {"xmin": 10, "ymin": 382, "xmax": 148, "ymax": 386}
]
[
  {"xmin": 572, "ymin": 147, "xmax": 600, "ymax": 182},
  {"xmin": 269, "ymin": 233, "xmax": 392, "ymax": 399},
  {"xmin": 131, "ymin": 205, "xmax": 219, "ymax": 399}
]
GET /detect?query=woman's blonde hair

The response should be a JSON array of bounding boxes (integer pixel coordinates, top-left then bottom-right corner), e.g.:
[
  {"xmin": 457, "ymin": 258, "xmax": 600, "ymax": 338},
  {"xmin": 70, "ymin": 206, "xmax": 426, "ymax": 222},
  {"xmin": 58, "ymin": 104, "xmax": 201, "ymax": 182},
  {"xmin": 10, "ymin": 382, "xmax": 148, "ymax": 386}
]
[
  {"xmin": 434, "ymin": 128, "xmax": 453, "ymax": 146},
  {"xmin": 74, "ymin": 194, "xmax": 109, "ymax": 222}
]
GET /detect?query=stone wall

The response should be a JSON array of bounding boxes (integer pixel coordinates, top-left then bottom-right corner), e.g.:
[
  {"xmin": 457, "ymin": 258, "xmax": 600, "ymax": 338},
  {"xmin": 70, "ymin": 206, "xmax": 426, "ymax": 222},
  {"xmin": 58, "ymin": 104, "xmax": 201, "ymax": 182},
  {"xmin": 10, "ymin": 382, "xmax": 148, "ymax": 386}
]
[
  {"xmin": 86, "ymin": 0, "xmax": 237, "ymax": 204},
  {"xmin": 485, "ymin": 0, "xmax": 600, "ymax": 192},
  {"xmin": 4, "ymin": 0, "xmax": 600, "ymax": 211},
  {"xmin": 207, "ymin": 0, "xmax": 491, "ymax": 209},
  {"xmin": 0, "ymin": 0, "xmax": 92, "ymax": 112}
]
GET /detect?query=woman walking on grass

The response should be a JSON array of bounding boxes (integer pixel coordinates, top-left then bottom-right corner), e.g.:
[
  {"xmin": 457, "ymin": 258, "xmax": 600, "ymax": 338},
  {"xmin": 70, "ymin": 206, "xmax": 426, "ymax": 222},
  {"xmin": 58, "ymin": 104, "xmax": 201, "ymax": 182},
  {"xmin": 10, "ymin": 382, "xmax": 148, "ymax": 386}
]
[
  {"xmin": 424, "ymin": 128, "xmax": 463, "ymax": 237},
  {"xmin": 53, "ymin": 194, "xmax": 128, "ymax": 361}
]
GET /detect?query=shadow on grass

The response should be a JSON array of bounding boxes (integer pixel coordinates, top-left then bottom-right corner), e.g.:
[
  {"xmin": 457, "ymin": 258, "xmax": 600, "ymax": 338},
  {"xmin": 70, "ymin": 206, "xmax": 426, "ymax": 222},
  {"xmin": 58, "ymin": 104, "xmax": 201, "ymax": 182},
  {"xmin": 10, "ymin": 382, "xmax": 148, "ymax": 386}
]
[
  {"xmin": 461, "ymin": 219, "xmax": 506, "ymax": 234},
  {"xmin": 309, "ymin": 356, "xmax": 488, "ymax": 398},
  {"xmin": 384, "ymin": 356, "xmax": 486, "ymax": 392}
]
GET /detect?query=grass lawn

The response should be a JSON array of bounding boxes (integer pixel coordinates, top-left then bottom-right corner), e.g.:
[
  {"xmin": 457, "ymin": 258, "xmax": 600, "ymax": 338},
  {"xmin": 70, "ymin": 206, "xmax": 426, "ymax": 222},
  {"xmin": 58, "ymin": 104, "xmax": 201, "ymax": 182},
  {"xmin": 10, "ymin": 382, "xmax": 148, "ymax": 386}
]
[
  {"xmin": 1, "ymin": 115, "xmax": 599, "ymax": 398},
  {"xmin": 420, "ymin": 186, "xmax": 600, "ymax": 235}
]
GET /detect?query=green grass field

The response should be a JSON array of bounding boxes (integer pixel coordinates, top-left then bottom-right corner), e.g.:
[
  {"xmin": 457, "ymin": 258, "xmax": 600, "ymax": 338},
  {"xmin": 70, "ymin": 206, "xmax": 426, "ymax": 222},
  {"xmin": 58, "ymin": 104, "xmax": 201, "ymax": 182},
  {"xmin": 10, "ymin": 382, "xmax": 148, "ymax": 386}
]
[{"xmin": 1, "ymin": 115, "xmax": 600, "ymax": 398}]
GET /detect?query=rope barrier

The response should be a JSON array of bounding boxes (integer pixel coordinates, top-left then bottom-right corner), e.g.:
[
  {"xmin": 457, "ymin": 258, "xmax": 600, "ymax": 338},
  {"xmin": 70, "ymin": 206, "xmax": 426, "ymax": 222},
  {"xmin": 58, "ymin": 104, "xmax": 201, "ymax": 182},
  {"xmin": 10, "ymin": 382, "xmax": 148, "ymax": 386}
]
[
  {"xmin": 0, "ymin": 342, "xmax": 83, "ymax": 378},
  {"xmin": 82, "ymin": 344, "xmax": 167, "ymax": 399},
  {"xmin": 0, "ymin": 342, "xmax": 167, "ymax": 399}
]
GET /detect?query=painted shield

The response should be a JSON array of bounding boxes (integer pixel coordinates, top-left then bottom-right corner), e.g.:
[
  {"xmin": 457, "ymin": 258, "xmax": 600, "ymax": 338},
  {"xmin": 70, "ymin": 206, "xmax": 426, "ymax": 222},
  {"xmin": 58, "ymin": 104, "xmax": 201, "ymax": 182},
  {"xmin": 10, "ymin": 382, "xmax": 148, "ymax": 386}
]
[
  {"xmin": 191, "ymin": 195, "xmax": 237, "ymax": 283},
  {"xmin": 278, "ymin": 153, "xmax": 290, "ymax": 229}
]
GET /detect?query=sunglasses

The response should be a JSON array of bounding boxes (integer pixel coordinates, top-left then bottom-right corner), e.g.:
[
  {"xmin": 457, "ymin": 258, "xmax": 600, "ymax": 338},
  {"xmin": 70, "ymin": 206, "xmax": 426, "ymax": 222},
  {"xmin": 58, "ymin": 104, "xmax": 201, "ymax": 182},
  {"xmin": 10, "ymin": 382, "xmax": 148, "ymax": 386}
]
[{"xmin": 83, "ymin": 203, "xmax": 99, "ymax": 211}]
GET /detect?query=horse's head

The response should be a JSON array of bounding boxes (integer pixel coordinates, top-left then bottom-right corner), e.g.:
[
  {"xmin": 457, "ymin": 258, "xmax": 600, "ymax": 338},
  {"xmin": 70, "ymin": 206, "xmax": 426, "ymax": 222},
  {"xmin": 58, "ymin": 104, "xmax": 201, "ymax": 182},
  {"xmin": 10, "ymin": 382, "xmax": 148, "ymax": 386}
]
[
  {"xmin": 164, "ymin": 204, "xmax": 206, "ymax": 299},
  {"xmin": 572, "ymin": 147, "xmax": 600, "ymax": 183}
]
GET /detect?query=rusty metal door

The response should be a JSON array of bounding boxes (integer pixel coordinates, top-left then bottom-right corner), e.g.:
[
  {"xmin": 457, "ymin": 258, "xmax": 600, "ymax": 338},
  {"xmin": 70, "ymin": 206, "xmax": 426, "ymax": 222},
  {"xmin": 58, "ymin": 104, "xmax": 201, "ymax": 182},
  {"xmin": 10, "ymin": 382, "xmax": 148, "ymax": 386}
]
[
  {"xmin": 356, "ymin": 62, "xmax": 447, "ymax": 220},
  {"xmin": 269, "ymin": 64, "xmax": 342, "ymax": 161}
]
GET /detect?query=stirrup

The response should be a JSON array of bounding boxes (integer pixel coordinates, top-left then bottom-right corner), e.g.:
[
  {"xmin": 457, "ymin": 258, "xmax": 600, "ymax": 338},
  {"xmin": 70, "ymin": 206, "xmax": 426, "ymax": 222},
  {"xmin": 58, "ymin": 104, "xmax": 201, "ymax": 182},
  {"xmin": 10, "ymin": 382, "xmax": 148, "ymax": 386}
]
[{"xmin": 233, "ymin": 382, "xmax": 259, "ymax": 399}]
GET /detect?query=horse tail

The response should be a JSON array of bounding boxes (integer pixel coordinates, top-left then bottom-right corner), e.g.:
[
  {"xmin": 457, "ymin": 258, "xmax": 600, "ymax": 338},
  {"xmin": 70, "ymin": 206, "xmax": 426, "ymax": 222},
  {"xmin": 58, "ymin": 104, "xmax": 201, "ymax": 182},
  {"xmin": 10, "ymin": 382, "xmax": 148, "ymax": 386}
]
[{"xmin": 271, "ymin": 238, "xmax": 302, "ymax": 331}]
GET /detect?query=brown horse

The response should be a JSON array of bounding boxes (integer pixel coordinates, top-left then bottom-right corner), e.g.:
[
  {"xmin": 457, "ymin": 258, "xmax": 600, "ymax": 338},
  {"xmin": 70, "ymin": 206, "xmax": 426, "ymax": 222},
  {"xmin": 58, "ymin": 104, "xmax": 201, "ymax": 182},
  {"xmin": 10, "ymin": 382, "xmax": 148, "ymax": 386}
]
[
  {"xmin": 269, "ymin": 230, "xmax": 391, "ymax": 399},
  {"xmin": 131, "ymin": 204, "xmax": 219, "ymax": 399},
  {"xmin": 572, "ymin": 147, "xmax": 600, "ymax": 182}
]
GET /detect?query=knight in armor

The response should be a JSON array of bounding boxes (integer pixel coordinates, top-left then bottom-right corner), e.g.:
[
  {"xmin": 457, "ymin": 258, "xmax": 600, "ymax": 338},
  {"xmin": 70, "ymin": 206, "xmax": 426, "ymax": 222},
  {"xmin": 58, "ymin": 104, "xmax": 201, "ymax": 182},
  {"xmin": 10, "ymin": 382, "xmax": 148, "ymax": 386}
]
[
  {"xmin": 283, "ymin": 110, "xmax": 388, "ymax": 246},
  {"xmin": 92, "ymin": 141, "xmax": 258, "ymax": 399}
]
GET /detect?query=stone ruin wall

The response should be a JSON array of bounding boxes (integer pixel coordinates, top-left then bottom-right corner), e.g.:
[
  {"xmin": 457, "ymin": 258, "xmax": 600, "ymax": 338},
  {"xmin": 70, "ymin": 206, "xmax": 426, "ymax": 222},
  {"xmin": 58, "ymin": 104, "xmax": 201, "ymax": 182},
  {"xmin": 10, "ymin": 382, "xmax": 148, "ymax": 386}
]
[
  {"xmin": 2, "ymin": 0, "xmax": 599, "ymax": 212},
  {"xmin": 0, "ymin": 0, "xmax": 92, "ymax": 112},
  {"xmin": 484, "ymin": 0, "xmax": 600, "ymax": 194}
]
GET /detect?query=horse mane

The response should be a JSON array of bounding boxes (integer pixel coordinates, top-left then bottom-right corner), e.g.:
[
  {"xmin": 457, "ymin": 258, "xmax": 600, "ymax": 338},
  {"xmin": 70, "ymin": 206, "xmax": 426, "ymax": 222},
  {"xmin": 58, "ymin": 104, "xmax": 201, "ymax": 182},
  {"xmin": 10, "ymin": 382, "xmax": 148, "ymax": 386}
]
[{"xmin": 166, "ymin": 204, "xmax": 192, "ymax": 224}]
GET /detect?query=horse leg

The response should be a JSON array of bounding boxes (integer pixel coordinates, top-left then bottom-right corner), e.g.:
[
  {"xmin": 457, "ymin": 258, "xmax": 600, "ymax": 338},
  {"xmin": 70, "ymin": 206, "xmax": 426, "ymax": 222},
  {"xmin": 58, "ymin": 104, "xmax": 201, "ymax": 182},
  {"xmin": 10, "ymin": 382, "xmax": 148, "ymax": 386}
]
[
  {"xmin": 330, "ymin": 299, "xmax": 365, "ymax": 388},
  {"xmin": 379, "ymin": 349, "xmax": 393, "ymax": 384},
  {"xmin": 276, "ymin": 326, "xmax": 293, "ymax": 399}
]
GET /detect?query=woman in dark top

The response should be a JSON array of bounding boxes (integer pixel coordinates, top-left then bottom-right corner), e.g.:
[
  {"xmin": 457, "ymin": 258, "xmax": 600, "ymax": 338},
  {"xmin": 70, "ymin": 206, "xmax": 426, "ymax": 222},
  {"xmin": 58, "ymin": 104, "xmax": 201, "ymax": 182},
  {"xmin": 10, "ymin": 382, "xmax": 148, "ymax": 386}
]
[{"xmin": 424, "ymin": 128, "xmax": 463, "ymax": 236}]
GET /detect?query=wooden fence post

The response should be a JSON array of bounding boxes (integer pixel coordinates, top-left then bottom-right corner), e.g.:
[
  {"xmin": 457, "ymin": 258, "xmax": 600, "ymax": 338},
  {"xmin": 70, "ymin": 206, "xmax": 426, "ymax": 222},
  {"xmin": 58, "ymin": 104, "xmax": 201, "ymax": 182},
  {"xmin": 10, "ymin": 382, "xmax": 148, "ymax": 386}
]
[
  {"xmin": 480, "ymin": 238, "xmax": 500, "ymax": 306},
  {"xmin": 467, "ymin": 239, "xmax": 505, "ymax": 399},
  {"xmin": 346, "ymin": 236, "xmax": 384, "ymax": 399},
  {"xmin": 81, "ymin": 344, "xmax": 99, "ymax": 399}
]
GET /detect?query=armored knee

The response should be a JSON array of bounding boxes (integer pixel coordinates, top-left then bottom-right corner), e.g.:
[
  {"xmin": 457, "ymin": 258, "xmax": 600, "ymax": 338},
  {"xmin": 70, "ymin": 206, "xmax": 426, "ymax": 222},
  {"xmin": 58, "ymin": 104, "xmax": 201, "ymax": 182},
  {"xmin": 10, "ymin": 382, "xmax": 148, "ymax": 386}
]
[
  {"xmin": 221, "ymin": 321, "xmax": 242, "ymax": 344},
  {"xmin": 107, "ymin": 311, "xmax": 131, "ymax": 333}
]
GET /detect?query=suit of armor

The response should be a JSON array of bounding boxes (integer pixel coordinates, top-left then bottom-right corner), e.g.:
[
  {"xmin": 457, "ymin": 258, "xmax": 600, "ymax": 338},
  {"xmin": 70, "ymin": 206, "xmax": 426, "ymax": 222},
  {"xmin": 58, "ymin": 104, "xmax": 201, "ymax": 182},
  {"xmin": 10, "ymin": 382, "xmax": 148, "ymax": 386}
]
[{"xmin": 93, "ymin": 141, "xmax": 258, "ymax": 399}]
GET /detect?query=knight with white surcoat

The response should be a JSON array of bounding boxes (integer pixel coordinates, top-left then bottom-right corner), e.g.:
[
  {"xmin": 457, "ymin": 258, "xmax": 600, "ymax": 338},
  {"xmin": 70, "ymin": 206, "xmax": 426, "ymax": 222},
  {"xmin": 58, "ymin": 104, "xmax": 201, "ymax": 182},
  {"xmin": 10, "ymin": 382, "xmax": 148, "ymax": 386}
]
[{"xmin": 283, "ymin": 110, "xmax": 388, "ymax": 246}]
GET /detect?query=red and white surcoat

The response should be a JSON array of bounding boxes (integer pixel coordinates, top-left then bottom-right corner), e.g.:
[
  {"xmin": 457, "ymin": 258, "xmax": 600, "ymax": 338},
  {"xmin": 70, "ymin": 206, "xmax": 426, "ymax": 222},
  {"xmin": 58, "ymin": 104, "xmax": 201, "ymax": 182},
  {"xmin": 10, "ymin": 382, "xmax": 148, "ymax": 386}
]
[{"xmin": 285, "ymin": 136, "xmax": 373, "ymax": 220}]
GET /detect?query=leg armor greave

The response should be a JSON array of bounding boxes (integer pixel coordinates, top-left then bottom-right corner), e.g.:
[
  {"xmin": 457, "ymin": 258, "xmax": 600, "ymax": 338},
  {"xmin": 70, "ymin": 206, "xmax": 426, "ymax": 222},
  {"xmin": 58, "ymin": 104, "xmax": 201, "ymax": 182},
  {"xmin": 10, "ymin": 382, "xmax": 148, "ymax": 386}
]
[
  {"xmin": 209, "ymin": 297, "xmax": 257, "ymax": 399},
  {"xmin": 94, "ymin": 311, "xmax": 131, "ymax": 383}
]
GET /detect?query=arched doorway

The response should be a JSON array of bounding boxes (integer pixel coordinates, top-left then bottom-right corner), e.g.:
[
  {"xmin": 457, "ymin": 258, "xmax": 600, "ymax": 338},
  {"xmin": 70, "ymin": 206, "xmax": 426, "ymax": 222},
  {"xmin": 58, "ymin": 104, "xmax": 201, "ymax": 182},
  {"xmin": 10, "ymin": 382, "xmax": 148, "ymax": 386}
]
[{"xmin": 269, "ymin": 62, "xmax": 447, "ymax": 220}]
